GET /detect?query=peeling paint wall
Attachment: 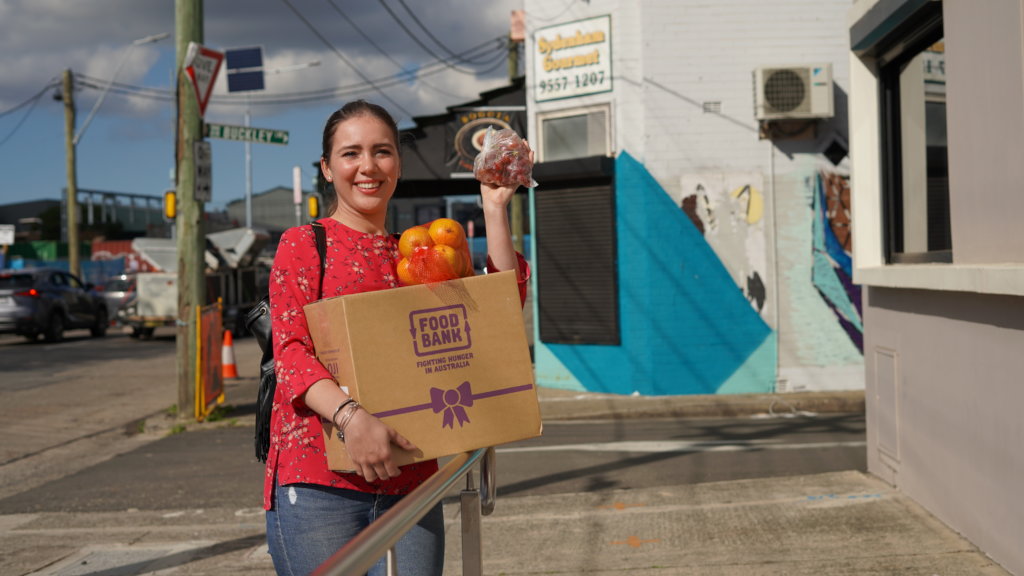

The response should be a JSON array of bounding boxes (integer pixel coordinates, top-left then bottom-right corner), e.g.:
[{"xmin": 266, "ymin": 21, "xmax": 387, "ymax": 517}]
[{"xmin": 678, "ymin": 173, "xmax": 769, "ymax": 317}]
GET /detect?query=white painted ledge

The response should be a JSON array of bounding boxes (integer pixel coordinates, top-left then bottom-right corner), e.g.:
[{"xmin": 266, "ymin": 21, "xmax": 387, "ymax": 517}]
[{"xmin": 855, "ymin": 264, "xmax": 1024, "ymax": 297}]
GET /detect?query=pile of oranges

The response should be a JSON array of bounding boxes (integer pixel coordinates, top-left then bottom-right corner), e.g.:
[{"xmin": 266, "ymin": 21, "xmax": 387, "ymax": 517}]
[{"xmin": 396, "ymin": 218, "xmax": 474, "ymax": 285}]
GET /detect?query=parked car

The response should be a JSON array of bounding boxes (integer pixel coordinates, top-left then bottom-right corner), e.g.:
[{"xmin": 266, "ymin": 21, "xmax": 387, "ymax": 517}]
[
  {"xmin": 0, "ymin": 268, "xmax": 108, "ymax": 342},
  {"xmin": 98, "ymin": 273, "xmax": 137, "ymax": 325}
]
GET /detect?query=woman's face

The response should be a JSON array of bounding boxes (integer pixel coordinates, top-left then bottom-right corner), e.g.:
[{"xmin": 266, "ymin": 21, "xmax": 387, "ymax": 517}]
[{"xmin": 320, "ymin": 113, "xmax": 400, "ymax": 230}]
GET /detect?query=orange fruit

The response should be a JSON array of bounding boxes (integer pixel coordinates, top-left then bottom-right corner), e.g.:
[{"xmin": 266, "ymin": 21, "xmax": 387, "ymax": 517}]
[
  {"xmin": 398, "ymin": 226, "xmax": 434, "ymax": 258},
  {"xmin": 430, "ymin": 244, "xmax": 463, "ymax": 278},
  {"xmin": 396, "ymin": 257, "xmax": 419, "ymax": 285},
  {"xmin": 428, "ymin": 218, "xmax": 466, "ymax": 248},
  {"xmin": 458, "ymin": 251, "xmax": 475, "ymax": 277}
]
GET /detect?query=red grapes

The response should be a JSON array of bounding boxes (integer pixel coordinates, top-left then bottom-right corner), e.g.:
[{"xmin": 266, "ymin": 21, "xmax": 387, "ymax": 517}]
[{"xmin": 473, "ymin": 128, "xmax": 536, "ymax": 188}]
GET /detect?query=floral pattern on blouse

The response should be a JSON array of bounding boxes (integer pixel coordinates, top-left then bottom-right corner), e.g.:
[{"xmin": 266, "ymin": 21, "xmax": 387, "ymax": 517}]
[{"xmin": 263, "ymin": 218, "xmax": 437, "ymax": 510}]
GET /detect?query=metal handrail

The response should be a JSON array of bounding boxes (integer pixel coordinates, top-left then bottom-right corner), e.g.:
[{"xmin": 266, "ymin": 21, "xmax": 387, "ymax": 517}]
[{"xmin": 312, "ymin": 447, "xmax": 497, "ymax": 576}]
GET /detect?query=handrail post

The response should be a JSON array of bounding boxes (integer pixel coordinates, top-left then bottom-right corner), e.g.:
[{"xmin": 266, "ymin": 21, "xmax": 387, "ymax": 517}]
[
  {"xmin": 386, "ymin": 547, "xmax": 398, "ymax": 576},
  {"xmin": 461, "ymin": 470, "xmax": 483, "ymax": 576},
  {"xmin": 312, "ymin": 450, "xmax": 489, "ymax": 576},
  {"xmin": 480, "ymin": 447, "xmax": 496, "ymax": 516}
]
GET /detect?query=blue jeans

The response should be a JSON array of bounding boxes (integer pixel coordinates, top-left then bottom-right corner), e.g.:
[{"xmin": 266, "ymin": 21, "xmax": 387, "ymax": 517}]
[{"xmin": 266, "ymin": 483, "xmax": 445, "ymax": 576}]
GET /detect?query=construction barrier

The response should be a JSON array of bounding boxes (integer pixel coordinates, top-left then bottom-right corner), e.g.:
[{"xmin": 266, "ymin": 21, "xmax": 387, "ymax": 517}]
[{"xmin": 195, "ymin": 300, "xmax": 225, "ymax": 421}]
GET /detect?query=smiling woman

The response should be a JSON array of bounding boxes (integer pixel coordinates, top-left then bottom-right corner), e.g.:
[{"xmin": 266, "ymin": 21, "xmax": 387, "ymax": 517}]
[{"xmin": 261, "ymin": 98, "xmax": 530, "ymax": 576}]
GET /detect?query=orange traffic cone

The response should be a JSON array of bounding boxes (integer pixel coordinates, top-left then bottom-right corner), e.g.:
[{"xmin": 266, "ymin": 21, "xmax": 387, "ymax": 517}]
[{"xmin": 222, "ymin": 329, "xmax": 239, "ymax": 379}]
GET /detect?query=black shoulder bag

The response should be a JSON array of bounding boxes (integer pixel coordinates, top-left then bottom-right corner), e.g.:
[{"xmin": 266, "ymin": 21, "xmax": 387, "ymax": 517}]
[{"xmin": 245, "ymin": 221, "xmax": 327, "ymax": 462}]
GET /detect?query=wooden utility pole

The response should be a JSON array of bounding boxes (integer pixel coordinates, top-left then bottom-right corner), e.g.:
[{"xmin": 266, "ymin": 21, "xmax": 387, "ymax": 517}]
[
  {"xmin": 508, "ymin": 13, "xmax": 526, "ymax": 254},
  {"xmin": 175, "ymin": 0, "xmax": 204, "ymax": 416},
  {"xmin": 61, "ymin": 69, "xmax": 80, "ymax": 279}
]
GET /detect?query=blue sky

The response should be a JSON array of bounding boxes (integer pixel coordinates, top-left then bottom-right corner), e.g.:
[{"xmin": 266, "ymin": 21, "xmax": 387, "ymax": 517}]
[{"xmin": 0, "ymin": 0, "xmax": 524, "ymax": 210}]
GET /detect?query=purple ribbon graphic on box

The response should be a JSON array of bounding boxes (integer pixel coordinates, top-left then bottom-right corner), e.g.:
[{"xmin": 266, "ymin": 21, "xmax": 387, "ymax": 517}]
[
  {"xmin": 432, "ymin": 381, "xmax": 473, "ymax": 428},
  {"xmin": 373, "ymin": 380, "xmax": 535, "ymax": 429}
]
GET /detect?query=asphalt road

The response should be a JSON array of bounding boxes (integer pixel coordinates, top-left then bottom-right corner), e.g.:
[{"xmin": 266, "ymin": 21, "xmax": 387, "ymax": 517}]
[
  {"xmin": 0, "ymin": 327, "xmax": 865, "ymax": 513},
  {"xmin": 0, "ymin": 415, "xmax": 866, "ymax": 514},
  {"xmin": 494, "ymin": 415, "xmax": 866, "ymax": 498}
]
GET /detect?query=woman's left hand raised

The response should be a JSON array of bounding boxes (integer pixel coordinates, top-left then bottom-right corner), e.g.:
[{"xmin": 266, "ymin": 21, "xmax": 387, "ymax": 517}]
[{"xmin": 478, "ymin": 140, "xmax": 534, "ymax": 211}]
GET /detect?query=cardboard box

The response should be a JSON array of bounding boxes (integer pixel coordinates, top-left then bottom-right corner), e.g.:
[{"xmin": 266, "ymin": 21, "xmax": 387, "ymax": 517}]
[{"xmin": 304, "ymin": 271, "xmax": 541, "ymax": 471}]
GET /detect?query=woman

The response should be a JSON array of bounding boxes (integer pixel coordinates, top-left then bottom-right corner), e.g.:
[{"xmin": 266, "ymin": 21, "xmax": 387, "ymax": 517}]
[{"xmin": 264, "ymin": 100, "xmax": 530, "ymax": 576}]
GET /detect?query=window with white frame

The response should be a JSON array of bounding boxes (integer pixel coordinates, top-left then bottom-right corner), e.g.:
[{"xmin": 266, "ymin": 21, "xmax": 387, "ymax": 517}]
[{"xmin": 538, "ymin": 105, "xmax": 611, "ymax": 162}]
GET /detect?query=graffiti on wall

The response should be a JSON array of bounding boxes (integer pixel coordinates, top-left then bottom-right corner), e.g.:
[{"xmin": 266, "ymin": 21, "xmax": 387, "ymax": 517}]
[
  {"xmin": 679, "ymin": 173, "xmax": 768, "ymax": 315},
  {"xmin": 811, "ymin": 171, "xmax": 862, "ymax": 351}
]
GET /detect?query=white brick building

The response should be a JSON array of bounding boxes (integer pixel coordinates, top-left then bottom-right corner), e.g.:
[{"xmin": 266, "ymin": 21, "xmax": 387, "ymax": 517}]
[{"xmin": 522, "ymin": 0, "xmax": 861, "ymax": 394}]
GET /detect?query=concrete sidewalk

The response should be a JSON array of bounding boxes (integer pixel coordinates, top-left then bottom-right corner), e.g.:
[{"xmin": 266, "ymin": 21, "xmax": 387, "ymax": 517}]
[{"xmin": 0, "ymin": 335, "xmax": 1010, "ymax": 575}]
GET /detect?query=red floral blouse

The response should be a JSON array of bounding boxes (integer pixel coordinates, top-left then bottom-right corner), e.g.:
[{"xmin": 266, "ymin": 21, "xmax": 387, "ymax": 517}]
[{"xmin": 264, "ymin": 217, "xmax": 528, "ymax": 510}]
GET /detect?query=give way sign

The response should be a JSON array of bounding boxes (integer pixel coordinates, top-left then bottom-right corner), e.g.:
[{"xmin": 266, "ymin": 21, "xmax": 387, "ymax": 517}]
[{"xmin": 184, "ymin": 42, "xmax": 224, "ymax": 117}]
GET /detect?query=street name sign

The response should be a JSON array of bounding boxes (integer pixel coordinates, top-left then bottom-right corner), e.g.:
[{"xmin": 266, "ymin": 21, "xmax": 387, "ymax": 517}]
[
  {"xmin": 184, "ymin": 42, "xmax": 224, "ymax": 117},
  {"xmin": 205, "ymin": 123, "xmax": 289, "ymax": 146}
]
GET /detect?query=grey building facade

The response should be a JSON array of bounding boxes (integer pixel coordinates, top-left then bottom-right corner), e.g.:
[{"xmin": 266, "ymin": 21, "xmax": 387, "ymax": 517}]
[{"xmin": 849, "ymin": 1, "xmax": 1024, "ymax": 573}]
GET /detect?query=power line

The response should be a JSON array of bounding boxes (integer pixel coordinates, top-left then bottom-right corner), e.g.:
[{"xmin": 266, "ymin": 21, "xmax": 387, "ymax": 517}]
[
  {"xmin": 72, "ymin": 33, "xmax": 508, "ymax": 109},
  {"xmin": 0, "ymin": 83, "xmax": 52, "ymax": 149},
  {"xmin": 528, "ymin": 0, "xmax": 580, "ymax": 24},
  {"xmin": 324, "ymin": 0, "xmax": 469, "ymax": 101},
  {"xmin": 277, "ymin": 0, "xmax": 414, "ymax": 118},
  {"xmin": 375, "ymin": 0, "xmax": 489, "ymax": 75},
  {"xmin": 392, "ymin": 0, "xmax": 494, "ymax": 64},
  {"xmin": 0, "ymin": 80, "xmax": 60, "ymax": 118}
]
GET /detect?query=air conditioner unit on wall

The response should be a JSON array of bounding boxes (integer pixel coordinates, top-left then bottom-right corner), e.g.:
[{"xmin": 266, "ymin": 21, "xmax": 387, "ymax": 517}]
[{"xmin": 753, "ymin": 64, "xmax": 834, "ymax": 120}]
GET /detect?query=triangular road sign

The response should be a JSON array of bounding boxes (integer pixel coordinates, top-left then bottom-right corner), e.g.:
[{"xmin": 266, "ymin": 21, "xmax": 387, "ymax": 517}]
[{"xmin": 184, "ymin": 42, "xmax": 224, "ymax": 117}]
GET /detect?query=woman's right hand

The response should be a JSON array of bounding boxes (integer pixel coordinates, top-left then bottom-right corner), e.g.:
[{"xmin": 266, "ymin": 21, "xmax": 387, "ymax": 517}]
[{"xmin": 341, "ymin": 409, "xmax": 417, "ymax": 482}]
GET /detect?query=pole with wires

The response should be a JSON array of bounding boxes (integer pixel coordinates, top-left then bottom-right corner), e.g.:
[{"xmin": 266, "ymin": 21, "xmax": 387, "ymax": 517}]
[
  {"xmin": 61, "ymin": 69, "xmax": 80, "ymax": 279},
  {"xmin": 175, "ymin": 0, "xmax": 205, "ymax": 419}
]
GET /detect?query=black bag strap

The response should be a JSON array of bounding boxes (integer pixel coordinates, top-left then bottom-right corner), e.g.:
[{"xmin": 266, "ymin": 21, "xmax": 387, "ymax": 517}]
[{"xmin": 312, "ymin": 221, "xmax": 327, "ymax": 299}]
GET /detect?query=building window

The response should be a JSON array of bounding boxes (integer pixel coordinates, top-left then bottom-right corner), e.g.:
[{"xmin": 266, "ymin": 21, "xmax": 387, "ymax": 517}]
[
  {"xmin": 879, "ymin": 11, "xmax": 950, "ymax": 263},
  {"xmin": 538, "ymin": 105, "xmax": 611, "ymax": 162}
]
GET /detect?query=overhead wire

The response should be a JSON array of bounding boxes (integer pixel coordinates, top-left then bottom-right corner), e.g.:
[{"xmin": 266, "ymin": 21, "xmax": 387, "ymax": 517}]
[
  {"xmin": 528, "ymin": 0, "xmax": 581, "ymax": 24},
  {"xmin": 0, "ymin": 81, "xmax": 59, "ymax": 149},
  {"xmin": 375, "ymin": 0, "xmax": 489, "ymax": 75},
  {"xmin": 0, "ymin": 81, "xmax": 60, "ymax": 118},
  {"xmin": 324, "ymin": 0, "xmax": 475, "ymax": 101},
  {"xmin": 73, "ymin": 31, "xmax": 508, "ymax": 109},
  {"xmin": 68, "ymin": 1, "xmax": 516, "ymax": 114},
  {"xmin": 392, "ymin": 0, "xmax": 495, "ymax": 64},
  {"xmin": 277, "ymin": 0, "xmax": 414, "ymax": 118}
]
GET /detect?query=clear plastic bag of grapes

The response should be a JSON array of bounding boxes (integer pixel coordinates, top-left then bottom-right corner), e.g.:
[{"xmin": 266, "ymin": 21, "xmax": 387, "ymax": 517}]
[{"xmin": 472, "ymin": 128, "xmax": 538, "ymax": 188}]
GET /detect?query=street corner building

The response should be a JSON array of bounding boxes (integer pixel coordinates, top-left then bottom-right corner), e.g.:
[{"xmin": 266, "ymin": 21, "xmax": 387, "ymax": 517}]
[{"xmin": 521, "ymin": 1, "xmax": 862, "ymax": 397}]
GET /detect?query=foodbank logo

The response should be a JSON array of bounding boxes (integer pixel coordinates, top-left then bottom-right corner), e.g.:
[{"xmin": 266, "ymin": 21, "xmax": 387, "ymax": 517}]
[{"xmin": 409, "ymin": 304, "xmax": 471, "ymax": 357}]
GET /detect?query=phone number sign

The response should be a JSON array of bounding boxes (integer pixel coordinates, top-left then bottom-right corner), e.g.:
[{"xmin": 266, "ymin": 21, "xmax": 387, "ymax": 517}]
[{"xmin": 533, "ymin": 15, "xmax": 612, "ymax": 102}]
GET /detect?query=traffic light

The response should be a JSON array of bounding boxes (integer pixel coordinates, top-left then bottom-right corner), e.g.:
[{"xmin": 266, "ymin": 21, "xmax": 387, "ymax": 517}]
[
  {"xmin": 163, "ymin": 189, "xmax": 176, "ymax": 220},
  {"xmin": 307, "ymin": 195, "xmax": 319, "ymax": 219}
]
